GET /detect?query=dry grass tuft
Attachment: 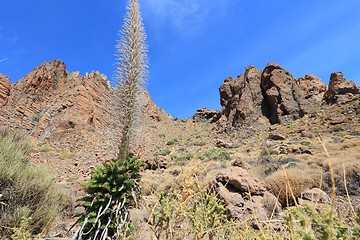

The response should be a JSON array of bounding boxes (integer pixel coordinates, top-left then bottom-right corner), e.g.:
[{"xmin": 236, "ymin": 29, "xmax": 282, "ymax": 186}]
[{"xmin": 265, "ymin": 167, "xmax": 322, "ymax": 206}]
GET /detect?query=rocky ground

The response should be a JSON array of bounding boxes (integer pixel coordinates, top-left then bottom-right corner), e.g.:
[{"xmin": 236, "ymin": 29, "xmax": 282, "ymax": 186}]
[{"xmin": 0, "ymin": 60, "xmax": 359, "ymax": 238}]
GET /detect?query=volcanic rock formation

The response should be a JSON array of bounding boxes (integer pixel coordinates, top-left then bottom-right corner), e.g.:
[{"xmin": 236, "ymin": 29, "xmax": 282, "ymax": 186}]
[
  {"xmin": 217, "ymin": 62, "xmax": 359, "ymax": 127},
  {"xmin": 0, "ymin": 60, "xmax": 166, "ymax": 141},
  {"xmin": 324, "ymin": 72, "xmax": 360, "ymax": 104}
]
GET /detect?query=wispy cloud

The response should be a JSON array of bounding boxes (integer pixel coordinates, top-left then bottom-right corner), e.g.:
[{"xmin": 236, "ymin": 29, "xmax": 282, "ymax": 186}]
[
  {"xmin": 0, "ymin": 58, "xmax": 8, "ymax": 63},
  {"xmin": 141, "ymin": 0, "xmax": 229, "ymax": 34}
]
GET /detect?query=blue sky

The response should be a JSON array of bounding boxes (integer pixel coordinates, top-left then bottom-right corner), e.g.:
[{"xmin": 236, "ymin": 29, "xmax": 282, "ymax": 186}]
[{"xmin": 1, "ymin": 0, "xmax": 359, "ymax": 118}]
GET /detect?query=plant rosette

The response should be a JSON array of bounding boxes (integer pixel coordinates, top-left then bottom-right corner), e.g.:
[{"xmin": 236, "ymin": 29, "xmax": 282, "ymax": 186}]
[{"xmin": 74, "ymin": 157, "xmax": 145, "ymax": 237}]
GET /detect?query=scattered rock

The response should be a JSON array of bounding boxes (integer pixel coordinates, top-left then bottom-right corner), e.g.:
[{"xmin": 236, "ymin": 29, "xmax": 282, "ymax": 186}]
[
  {"xmin": 268, "ymin": 133, "xmax": 286, "ymax": 141},
  {"xmin": 291, "ymin": 147, "xmax": 312, "ymax": 155},
  {"xmin": 216, "ymin": 139, "xmax": 236, "ymax": 149},
  {"xmin": 300, "ymin": 188, "xmax": 330, "ymax": 204},
  {"xmin": 329, "ymin": 117, "xmax": 345, "ymax": 125},
  {"xmin": 299, "ymin": 130, "xmax": 313, "ymax": 138},
  {"xmin": 143, "ymin": 155, "xmax": 170, "ymax": 170},
  {"xmin": 231, "ymin": 158, "xmax": 251, "ymax": 170},
  {"xmin": 212, "ymin": 167, "xmax": 281, "ymax": 221}
]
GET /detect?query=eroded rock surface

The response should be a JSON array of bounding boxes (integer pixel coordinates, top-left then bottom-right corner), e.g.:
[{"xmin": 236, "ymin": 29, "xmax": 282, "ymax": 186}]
[
  {"xmin": 324, "ymin": 72, "xmax": 359, "ymax": 104},
  {"xmin": 218, "ymin": 63, "xmax": 328, "ymax": 126},
  {"xmin": 0, "ymin": 74, "xmax": 10, "ymax": 107}
]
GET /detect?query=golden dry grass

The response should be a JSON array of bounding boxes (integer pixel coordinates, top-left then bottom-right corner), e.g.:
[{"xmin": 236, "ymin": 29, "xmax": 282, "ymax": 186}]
[{"xmin": 265, "ymin": 167, "xmax": 322, "ymax": 206}]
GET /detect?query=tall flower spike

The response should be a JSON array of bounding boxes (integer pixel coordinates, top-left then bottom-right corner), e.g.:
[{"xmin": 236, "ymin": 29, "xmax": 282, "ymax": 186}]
[{"xmin": 115, "ymin": 0, "xmax": 149, "ymax": 160}]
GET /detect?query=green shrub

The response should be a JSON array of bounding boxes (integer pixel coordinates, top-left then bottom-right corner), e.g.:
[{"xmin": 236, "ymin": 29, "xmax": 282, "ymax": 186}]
[
  {"xmin": 31, "ymin": 113, "xmax": 41, "ymax": 123},
  {"xmin": 283, "ymin": 204, "xmax": 360, "ymax": 239},
  {"xmin": 300, "ymin": 140, "xmax": 312, "ymax": 146},
  {"xmin": 330, "ymin": 125, "xmax": 345, "ymax": 133},
  {"xmin": 0, "ymin": 128, "xmax": 65, "ymax": 237},
  {"xmin": 170, "ymin": 152, "xmax": 193, "ymax": 165},
  {"xmin": 200, "ymin": 148, "xmax": 230, "ymax": 162},
  {"xmin": 148, "ymin": 183, "xmax": 236, "ymax": 239},
  {"xmin": 194, "ymin": 140, "xmax": 206, "ymax": 146},
  {"xmin": 74, "ymin": 157, "xmax": 145, "ymax": 239},
  {"xmin": 153, "ymin": 149, "xmax": 171, "ymax": 157},
  {"xmin": 166, "ymin": 139, "xmax": 177, "ymax": 146}
]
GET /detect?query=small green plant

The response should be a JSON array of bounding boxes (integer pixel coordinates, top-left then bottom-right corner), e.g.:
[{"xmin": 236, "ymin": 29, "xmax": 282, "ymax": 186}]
[
  {"xmin": 166, "ymin": 139, "xmax": 177, "ymax": 146},
  {"xmin": 260, "ymin": 145, "xmax": 278, "ymax": 156},
  {"xmin": 330, "ymin": 125, "xmax": 345, "ymax": 133},
  {"xmin": 59, "ymin": 152, "xmax": 76, "ymax": 160},
  {"xmin": 31, "ymin": 113, "xmax": 41, "ymax": 123},
  {"xmin": 300, "ymin": 140, "xmax": 312, "ymax": 146},
  {"xmin": 10, "ymin": 217, "xmax": 32, "ymax": 240},
  {"xmin": 74, "ymin": 157, "xmax": 144, "ymax": 239},
  {"xmin": 200, "ymin": 148, "xmax": 230, "ymax": 162},
  {"xmin": 194, "ymin": 140, "xmax": 206, "ymax": 146},
  {"xmin": 170, "ymin": 151, "xmax": 193, "ymax": 165},
  {"xmin": 153, "ymin": 149, "xmax": 171, "ymax": 157}
]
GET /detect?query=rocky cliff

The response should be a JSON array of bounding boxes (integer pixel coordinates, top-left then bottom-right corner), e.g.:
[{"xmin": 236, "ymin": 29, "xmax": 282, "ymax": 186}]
[
  {"xmin": 215, "ymin": 62, "xmax": 359, "ymax": 127},
  {"xmin": 0, "ymin": 60, "xmax": 167, "ymax": 141}
]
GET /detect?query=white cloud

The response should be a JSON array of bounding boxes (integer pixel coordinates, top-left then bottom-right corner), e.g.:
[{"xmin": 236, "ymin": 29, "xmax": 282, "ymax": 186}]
[
  {"xmin": 141, "ymin": 0, "xmax": 228, "ymax": 33},
  {"xmin": 0, "ymin": 58, "xmax": 8, "ymax": 63}
]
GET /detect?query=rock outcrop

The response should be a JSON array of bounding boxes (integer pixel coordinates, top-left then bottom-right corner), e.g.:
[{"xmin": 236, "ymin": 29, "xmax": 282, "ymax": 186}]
[
  {"xmin": 0, "ymin": 60, "xmax": 112, "ymax": 139},
  {"xmin": 192, "ymin": 107, "xmax": 220, "ymax": 122},
  {"xmin": 261, "ymin": 63, "xmax": 326, "ymax": 124},
  {"xmin": 218, "ymin": 63, "xmax": 329, "ymax": 126},
  {"xmin": 324, "ymin": 72, "xmax": 359, "ymax": 104},
  {"xmin": 218, "ymin": 66, "xmax": 265, "ymax": 127},
  {"xmin": 0, "ymin": 74, "xmax": 10, "ymax": 106},
  {"xmin": 0, "ymin": 60, "xmax": 167, "ymax": 141}
]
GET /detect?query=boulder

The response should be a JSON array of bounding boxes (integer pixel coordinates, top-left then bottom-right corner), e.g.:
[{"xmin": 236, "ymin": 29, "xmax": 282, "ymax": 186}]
[
  {"xmin": 212, "ymin": 167, "xmax": 281, "ymax": 221},
  {"xmin": 216, "ymin": 166, "xmax": 266, "ymax": 195},
  {"xmin": 324, "ymin": 72, "xmax": 359, "ymax": 104},
  {"xmin": 300, "ymin": 188, "xmax": 330, "ymax": 204}
]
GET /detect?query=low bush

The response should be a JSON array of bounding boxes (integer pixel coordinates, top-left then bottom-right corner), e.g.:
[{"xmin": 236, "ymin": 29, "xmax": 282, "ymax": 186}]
[
  {"xmin": 199, "ymin": 148, "xmax": 230, "ymax": 162},
  {"xmin": 153, "ymin": 149, "xmax": 171, "ymax": 157},
  {"xmin": 170, "ymin": 151, "xmax": 193, "ymax": 165},
  {"xmin": 0, "ymin": 128, "xmax": 65, "ymax": 237}
]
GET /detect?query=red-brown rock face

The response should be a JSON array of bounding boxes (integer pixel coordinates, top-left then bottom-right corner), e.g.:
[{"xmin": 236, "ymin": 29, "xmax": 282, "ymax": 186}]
[
  {"xmin": 218, "ymin": 62, "xmax": 328, "ymax": 126},
  {"xmin": 324, "ymin": 72, "xmax": 359, "ymax": 104},
  {"xmin": 0, "ymin": 60, "xmax": 167, "ymax": 142},
  {"xmin": 261, "ymin": 63, "xmax": 326, "ymax": 124},
  {"xmin": 0, "ymin": 74, "xmax": 10, "ymax": 107},
  {"xmin": 218, "ymin": 66, "xmax": 265, "ymax": 127}
]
